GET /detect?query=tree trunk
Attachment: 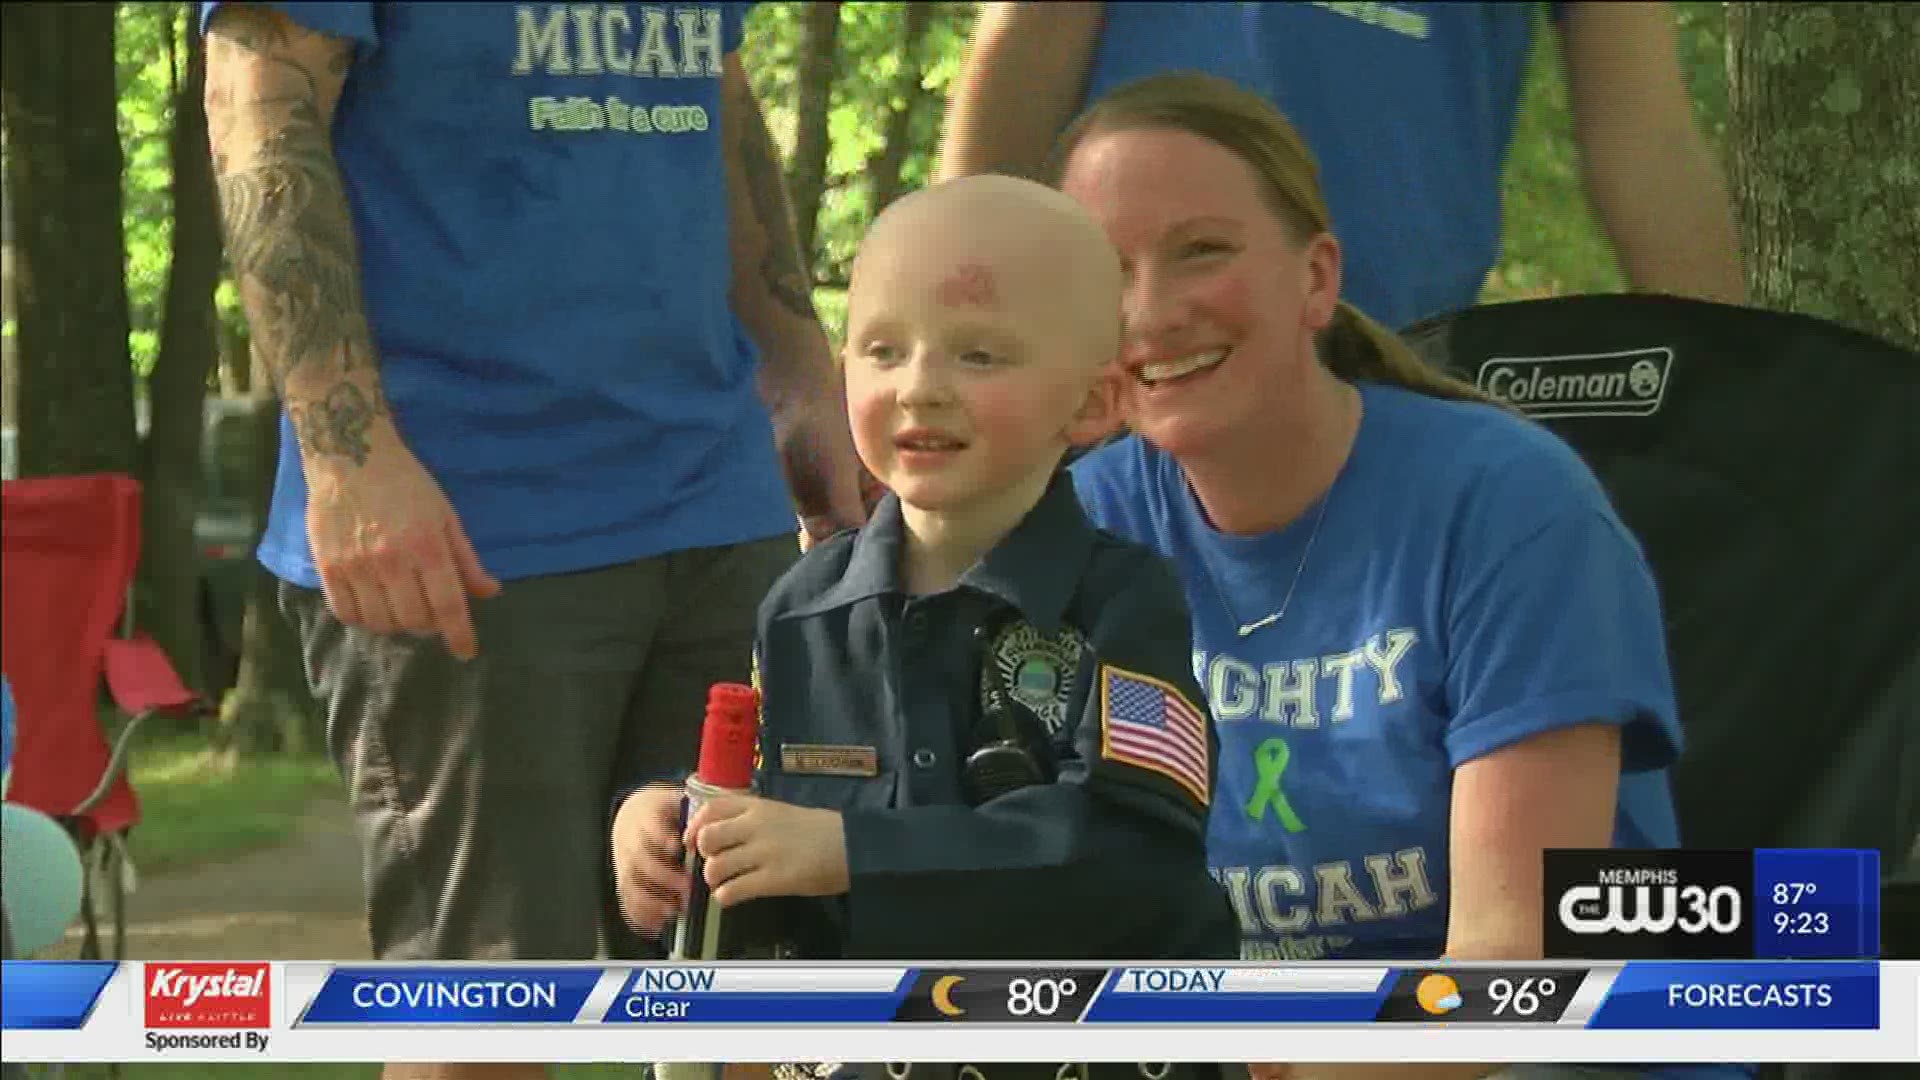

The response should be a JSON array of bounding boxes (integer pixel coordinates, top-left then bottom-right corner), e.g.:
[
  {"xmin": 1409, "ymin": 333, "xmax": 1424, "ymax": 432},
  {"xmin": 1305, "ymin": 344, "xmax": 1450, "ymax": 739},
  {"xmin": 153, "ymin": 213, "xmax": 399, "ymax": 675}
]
[
  {"xmin": 788, "ymin": 1, "xmax": 841, "ymax": 261},
  {"xmin": 217, "ymin": 344, "xmax": 320, "ymax": 758},
  {"xmin": 141, "ymin": 7, "xmax": 221, "ymax": 699},
  {"xmin": 0, "ymin": 2, "xmax": 137, "ymax": 478},
  {"xmin": 866, "ymin": 3, "xmax": 935, "ymax": 215},
  {"xmin": 1727, "ymin": 2, "xmax": 1920, "ymax": 353}
]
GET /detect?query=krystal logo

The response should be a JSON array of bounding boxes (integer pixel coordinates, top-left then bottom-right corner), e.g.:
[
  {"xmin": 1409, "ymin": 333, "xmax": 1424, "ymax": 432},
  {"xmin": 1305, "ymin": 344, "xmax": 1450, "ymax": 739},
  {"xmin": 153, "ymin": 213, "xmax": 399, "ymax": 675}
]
[{"xmin": 144, "ymin": 962, "xmax": 272, "ymax": 1029}]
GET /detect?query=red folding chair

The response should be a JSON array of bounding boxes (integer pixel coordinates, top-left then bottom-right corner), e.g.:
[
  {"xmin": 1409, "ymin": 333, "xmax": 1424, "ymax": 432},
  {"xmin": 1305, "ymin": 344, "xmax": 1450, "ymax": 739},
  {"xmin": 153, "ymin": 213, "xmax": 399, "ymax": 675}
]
[{"xmin": 1, "ymin": 473, "xmax": 207, "ymax": 959}]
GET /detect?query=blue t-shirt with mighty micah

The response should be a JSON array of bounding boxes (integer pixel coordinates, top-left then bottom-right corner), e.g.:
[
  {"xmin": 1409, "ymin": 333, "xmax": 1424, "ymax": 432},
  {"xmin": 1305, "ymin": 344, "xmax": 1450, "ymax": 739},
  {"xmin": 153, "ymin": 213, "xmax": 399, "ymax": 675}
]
[
  {"xmin": 204, "ymin": 2, "xmax": 797, "ymax": 587},
  {"xmin": 1083, "ymin": 1, "xmax": 1541, "ymax": 332},
  {"xmin": 1072, "ymin": 382, "xmax": 1689, "ymax": 961},
  {"xmin": 1073, "ymin": 385, "xmax": 1759, "ymax": 1080}
]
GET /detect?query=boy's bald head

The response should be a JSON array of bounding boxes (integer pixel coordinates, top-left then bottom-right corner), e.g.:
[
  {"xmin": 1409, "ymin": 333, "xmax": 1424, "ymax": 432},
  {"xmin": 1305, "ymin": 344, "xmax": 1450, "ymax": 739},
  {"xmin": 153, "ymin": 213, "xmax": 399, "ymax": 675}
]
[{"xmin": 850, "ymin": 175, "xmax": 1123, "ymax": 367}]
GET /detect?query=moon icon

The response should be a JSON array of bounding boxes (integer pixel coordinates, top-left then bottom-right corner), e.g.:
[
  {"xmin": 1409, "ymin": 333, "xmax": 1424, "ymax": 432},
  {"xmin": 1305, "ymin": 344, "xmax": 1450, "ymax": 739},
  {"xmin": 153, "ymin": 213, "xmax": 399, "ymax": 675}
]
[{"xmin": 931, "ymin": 975, "xmax": 967, "ymax": 1017}]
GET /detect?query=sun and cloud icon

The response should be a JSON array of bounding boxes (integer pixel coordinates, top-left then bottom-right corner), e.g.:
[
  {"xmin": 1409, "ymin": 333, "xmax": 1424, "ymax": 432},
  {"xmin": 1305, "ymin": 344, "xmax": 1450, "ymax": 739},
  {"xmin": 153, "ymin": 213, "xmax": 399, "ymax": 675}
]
[{"xmin": 1415, "ymin": 973, "xmax": 1465, "ymax": 1016}]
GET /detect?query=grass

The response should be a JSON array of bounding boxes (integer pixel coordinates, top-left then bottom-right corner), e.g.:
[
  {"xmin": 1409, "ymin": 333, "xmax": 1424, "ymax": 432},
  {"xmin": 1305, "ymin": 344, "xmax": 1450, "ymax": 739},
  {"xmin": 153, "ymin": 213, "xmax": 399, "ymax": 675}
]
[
  {"xmin": 119, "ymin": 731, "xmax": 342, "ymax": 874},
  {"xmin": 25, "ymin": 742, "xmax": 672, "ymax": 1078}
]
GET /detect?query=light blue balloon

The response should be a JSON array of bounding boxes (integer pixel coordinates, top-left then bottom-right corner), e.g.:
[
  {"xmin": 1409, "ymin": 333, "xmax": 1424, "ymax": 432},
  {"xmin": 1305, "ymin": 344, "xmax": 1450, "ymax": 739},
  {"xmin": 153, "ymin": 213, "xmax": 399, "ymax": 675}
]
[
  {"xmin": 1, "ymin": 802, "xmax": 85, "ymax": 955},
  {"xmin": 1, "ymin": 674, "xmax": 14, "ymax": 796}
]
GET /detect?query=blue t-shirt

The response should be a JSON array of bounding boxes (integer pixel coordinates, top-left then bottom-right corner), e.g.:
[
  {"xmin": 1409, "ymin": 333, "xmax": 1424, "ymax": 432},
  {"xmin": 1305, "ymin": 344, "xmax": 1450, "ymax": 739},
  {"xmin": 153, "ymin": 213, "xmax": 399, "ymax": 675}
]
[
  {"xmin": 1083, "ymin": 1, "xmax": 1540, "ymax": 332},
  {"xmin": 1074, "ymin": 385, "xmax": 1753, "ymax": 1080},
  {"xmin": 203, "ymin": 2, "xmax": 797, "ymax": 586},
  {"xmin": 1073, "ymin": 382, "xmax": 1685, "ymax": 962}
]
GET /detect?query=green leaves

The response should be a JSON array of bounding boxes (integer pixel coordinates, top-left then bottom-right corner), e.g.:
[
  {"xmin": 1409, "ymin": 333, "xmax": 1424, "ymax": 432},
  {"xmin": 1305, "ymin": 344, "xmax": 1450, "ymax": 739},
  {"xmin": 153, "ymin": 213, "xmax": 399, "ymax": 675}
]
[
  {"xmin": 744, "ymin": 2, "xmax": 977, "ymax": 341},
  {"xmin": 109, "ymin": 2, "xmax": 1734, "ymax": 365},
  {"xmin": 117, "ymin": 2, "xmax": 184, "ymax": 376},
  {"xmin": 1487, "ymin": 2, "xmax": 1729, "ymax": 305},
  {"xmin": 734, "ymin": 3, "xmax": 1731, "ymax": 329}
]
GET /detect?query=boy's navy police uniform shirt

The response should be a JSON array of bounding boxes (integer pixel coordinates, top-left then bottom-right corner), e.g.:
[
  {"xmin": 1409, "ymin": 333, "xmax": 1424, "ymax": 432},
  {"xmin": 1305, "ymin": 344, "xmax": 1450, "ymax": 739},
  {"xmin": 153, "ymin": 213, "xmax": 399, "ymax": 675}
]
[{"xmin": 751, "ymin": 472, "xmax": 1237, "ymax": 961}]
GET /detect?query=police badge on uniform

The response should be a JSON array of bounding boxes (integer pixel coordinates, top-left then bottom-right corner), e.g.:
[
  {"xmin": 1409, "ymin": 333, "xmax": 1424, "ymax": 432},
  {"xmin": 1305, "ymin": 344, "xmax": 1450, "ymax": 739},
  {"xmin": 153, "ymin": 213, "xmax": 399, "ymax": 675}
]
[{"xmin": 979, "ymin": 620, "xmax": 1087, "ymax": 736}]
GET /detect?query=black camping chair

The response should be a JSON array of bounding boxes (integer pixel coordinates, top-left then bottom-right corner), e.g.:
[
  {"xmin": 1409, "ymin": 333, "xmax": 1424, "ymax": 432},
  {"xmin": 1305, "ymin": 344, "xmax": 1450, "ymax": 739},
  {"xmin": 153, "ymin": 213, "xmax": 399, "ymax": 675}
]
[
  {"xmin": 1405, "ymin": 295, "xmax": 1920, "ymax": 1080},
  {"xmin": 1402, "ymin": 293, "xmax": 1919, "ymax": 946}
]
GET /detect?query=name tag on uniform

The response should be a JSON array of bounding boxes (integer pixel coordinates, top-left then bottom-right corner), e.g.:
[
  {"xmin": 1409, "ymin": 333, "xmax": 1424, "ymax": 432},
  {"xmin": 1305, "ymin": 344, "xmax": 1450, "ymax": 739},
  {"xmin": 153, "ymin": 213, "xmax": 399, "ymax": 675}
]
[{"xmin": 779, "ymin": 743, "xmax": 879, "ymax": 778}]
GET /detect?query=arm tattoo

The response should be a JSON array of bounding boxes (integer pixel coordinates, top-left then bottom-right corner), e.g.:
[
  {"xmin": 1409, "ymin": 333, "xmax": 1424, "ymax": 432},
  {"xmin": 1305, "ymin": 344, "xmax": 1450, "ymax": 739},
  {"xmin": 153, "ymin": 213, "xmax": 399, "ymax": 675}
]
[
  {"xmin": 733, "ymin": 82, "xmax": 818, "ymax": 321},
  {"xmin": 217, "ymin": 96, "xmax": 376, "ymax": 380},
  {"xmin": 286, "ymin": 383, "xmax": 387, "ymax": 468},
  {"xmin": 210, "ymin": 9, "xmax": 385, "ymax": 466}
]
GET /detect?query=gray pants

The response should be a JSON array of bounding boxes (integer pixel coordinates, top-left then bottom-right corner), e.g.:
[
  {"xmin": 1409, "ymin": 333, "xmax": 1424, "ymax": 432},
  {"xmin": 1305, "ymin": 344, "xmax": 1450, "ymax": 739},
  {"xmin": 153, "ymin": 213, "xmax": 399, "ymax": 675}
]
[{"xmin": 282, "ymin": 536, "xmax": 795, "ymax": 961}]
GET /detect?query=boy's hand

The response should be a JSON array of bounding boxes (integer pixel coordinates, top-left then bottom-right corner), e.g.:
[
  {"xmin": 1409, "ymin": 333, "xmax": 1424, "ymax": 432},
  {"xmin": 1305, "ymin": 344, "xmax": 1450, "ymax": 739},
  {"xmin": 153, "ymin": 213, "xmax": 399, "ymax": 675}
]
[
  {"xmin": 686, "ymin": 795, "xmax": 850, "ymax": 906},
  {"xmin": 611, "ymin": 784, "xmax": 690, "ymax": 934}
]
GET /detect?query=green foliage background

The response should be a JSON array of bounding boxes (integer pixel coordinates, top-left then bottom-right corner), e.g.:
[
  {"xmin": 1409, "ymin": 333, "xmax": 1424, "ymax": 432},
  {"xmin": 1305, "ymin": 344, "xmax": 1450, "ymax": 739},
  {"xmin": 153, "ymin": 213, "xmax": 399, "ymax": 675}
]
[
  {"xmin": 106, "ymin": 1, "xmax": 1732, "ymax": 372},
  {"xmin": 116, "ymin": 2, "xmax": 188, "ymax": 377}
]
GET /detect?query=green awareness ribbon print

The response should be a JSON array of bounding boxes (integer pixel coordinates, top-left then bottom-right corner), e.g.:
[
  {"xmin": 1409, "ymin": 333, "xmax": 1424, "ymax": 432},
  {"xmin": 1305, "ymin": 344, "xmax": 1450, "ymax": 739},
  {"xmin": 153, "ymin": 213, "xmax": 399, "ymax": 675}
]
[{"xmin": 1243, "ymin": 736, "xmax": 1307, "ymax": 832}]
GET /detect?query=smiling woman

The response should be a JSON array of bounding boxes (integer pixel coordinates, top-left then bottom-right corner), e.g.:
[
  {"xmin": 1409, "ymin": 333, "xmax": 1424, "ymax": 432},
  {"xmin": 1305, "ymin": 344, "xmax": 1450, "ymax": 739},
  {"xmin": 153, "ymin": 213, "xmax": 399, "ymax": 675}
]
[
  {"xmin": 1042, "ymin": 79, "xmax": 1492, "ymax": 503},
  {"xmin": 1053, "ymin": 73, "xmax": 1735, "ymax": 1080}
]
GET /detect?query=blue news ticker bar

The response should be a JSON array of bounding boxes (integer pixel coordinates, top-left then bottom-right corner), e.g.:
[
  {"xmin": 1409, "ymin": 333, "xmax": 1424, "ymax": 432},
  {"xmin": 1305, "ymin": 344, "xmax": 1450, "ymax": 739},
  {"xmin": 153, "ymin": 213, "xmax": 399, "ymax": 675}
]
[
  {"xmin": 300, "ymin": 967, "xmax": 602, "ymax": 1024},
  {"xmin": 0, "ymin": 961, "xmax": 117, "ymax": 1030},
  {"xmin": 603, "ymin": 991, "xmax": 906, "ymax": 1024},
  {"xmin": 1083, "ymin": 992, "xmax": 1388, "ymax": 1024},
  {"xmin": 1751, "ymin": 849, "xmax": 1881, "ymax": 959},
  {"xmin": 600, "ymin": 968, "xmax": 914, "ymax": 1024},
  {"xmin": 1, "ymin": 959, "xmax": 1885, "ymax": 1033},
  {"xmin": 1588, "ymin": 961, "xmax": 1878, "ymax": 1030}
]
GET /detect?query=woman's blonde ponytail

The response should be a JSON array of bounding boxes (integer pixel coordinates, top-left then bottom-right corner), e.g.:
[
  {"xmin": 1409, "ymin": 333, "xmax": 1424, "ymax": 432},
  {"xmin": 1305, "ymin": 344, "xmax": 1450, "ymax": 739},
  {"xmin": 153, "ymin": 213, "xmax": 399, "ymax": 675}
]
[{"xmin": 1320, "ymin": 301, "xmax": 1496, "ymax": 406}]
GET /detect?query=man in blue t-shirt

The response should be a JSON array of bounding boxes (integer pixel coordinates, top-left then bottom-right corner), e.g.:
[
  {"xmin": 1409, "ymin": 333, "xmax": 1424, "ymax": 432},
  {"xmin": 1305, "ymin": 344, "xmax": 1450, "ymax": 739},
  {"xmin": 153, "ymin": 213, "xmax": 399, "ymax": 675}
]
[
  {"xmin": 939, "ymin": 1, "xmax": 1745, "ymax": 331},
  {"xmin": 201, "ymin": 0, "xmax": 866, "ymax": 1027}
]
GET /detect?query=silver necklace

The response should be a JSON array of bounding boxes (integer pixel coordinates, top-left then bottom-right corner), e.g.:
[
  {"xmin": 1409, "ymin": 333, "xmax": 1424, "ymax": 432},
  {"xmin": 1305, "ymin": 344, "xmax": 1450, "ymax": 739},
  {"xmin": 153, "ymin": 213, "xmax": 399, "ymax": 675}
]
[{"xmin": 1195, "ymin": 475, "xmax": 1337, "ymax": 638}]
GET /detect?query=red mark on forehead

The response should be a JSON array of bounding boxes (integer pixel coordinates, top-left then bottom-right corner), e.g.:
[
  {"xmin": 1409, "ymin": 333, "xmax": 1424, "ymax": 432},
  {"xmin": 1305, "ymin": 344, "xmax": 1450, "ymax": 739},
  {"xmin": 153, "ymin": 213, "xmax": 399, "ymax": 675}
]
[{"xmin": 934, "ymin": 263, "xmax": 999, "ymax": 308}]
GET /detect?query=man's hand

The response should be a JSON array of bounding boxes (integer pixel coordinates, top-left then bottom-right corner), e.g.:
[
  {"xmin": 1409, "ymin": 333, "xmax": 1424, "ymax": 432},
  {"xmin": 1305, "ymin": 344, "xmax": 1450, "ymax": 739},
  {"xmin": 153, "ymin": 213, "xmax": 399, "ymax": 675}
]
[
  {"xmin": 305, "ymin": 438, "xmax": 500, "ymax": 660},
  {"xmin": 719, "ymin": 55, "xmax": 869, "ymax": 544},
  {"xmin": 686, "ymin": 794, "xmax": 849, "ymax": 906},
  {"xmin": 612, "ymin": 784, "xmax": 692, "ymax": 935},
  {"xmin": 780, "ymin": 391, "xmax": 869, "ymax": 546}
]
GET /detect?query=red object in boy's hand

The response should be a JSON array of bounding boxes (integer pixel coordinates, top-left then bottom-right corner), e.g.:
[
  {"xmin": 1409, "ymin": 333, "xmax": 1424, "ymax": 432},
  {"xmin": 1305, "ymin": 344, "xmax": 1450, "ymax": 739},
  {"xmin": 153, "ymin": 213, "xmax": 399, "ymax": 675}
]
[{"xmin": 696, "ymin": 682, "xmax": 760, "ymax": 791}]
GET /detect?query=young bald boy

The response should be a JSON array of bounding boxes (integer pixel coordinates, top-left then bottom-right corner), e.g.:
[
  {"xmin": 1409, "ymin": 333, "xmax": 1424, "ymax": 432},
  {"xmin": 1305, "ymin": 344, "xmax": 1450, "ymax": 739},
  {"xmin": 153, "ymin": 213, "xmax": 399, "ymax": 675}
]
[{"xmin": 611, "ymin": 177, "xmax": 1235, "ymax": 990}]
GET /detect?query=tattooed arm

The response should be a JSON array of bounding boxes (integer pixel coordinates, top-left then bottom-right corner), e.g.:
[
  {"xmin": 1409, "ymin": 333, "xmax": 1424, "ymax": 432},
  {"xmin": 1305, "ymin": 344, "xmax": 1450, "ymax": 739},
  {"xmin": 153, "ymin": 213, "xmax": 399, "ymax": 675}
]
[
  {"xmin": 206, "ymin": 4, "xmax": 498, "ymax": 656},
  {"xmin": 204, "ymin": 4, "xmax": 386, "ymax": 465},
  {"xmin": 719, "ymin": 55, "xmax": 869, "ymax": 543}
]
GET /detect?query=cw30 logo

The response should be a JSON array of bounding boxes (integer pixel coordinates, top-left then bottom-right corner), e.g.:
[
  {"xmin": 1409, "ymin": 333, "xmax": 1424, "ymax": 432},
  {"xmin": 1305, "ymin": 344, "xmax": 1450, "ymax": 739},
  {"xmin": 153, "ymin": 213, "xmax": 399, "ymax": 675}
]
[{"xmin": 1557, "ymin": 883, "xmax": 1744, "ymax": 936}]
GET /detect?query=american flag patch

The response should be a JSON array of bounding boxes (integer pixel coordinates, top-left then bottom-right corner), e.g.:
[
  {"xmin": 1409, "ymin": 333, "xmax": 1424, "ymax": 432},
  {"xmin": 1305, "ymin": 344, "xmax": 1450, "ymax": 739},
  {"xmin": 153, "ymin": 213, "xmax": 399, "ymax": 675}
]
[{"xmin": 1099, "ymin": 664, "xmax": 1210, "ymax": 805}]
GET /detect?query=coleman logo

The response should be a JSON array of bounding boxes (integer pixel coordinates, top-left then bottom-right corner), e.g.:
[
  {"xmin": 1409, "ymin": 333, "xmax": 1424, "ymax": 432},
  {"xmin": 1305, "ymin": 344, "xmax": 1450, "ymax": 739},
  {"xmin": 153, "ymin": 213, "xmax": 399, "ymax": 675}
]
[
  {"xmin": 1477, "ymin": 347, "xmax": 1673, "ymax": 419},
  {"xmin": 145, "ymin": 963, "xmax": 272, "ymax": 1028}
]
